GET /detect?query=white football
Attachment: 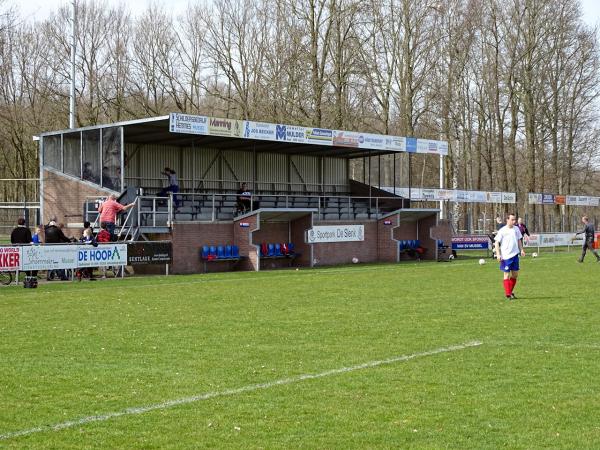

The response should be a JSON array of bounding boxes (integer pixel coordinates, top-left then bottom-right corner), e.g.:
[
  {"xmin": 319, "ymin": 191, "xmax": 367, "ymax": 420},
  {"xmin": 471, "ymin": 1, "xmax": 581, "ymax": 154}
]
[
  {"xmin": 352, "ymin": 257, "xmax": 359, "ymax": 264},
  {"xmin": 448, "ymin": 254, "xmax": 455, "ymax": 260},
  {"xmin": 478, "ymin": 258, "xmax": 486, "ymax": 265},
  {"xmin": 532, "ymin": 252, "xmax": 538, "ymax": 258}
]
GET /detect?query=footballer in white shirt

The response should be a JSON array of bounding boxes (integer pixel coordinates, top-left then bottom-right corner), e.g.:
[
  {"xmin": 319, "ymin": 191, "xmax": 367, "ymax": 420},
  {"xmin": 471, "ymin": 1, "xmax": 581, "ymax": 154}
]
[{"xmin": 494, "ymin": 214, "xmax": 525, "ymax": 299}]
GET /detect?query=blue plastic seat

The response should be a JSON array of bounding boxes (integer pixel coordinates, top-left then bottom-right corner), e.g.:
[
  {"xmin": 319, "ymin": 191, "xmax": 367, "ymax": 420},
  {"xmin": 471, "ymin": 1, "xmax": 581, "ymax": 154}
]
[
  {"xmin": 217, "ymin": 245, "xmax": 225, "ymax": 259},
  {"xmin": 209, "ymin": 246, "xmax": 217, "ymax": 257},
  {"xmin": 275, "ymin": 243, "xmax": 282, "ymax": 256},
  {"xmin": 287, "ymin": 242, "xmax": 295, "ymax": 254},
  {"xmin": 415, "ymin": 239, "xmax": 421, "ymax": 248},
  {"xmin": 232, "ymin": 245, "xmax": 239, "ymax": 258},
  {"xmin": 201, "ymin": 245, "xmax": 209, "ymax": 259},
  {"xmin": 267, "ymin": 243, "xmax": 275, "ymax": 256},
  {"xmin": 225, "ymin": 245, "xmax": 232, "ymax": 258}
]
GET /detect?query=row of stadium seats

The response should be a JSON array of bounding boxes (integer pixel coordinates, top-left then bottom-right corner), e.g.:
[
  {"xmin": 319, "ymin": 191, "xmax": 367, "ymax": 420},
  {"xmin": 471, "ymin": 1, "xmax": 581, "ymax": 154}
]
[
  {"xmin": 399, "ymin": 239, "xmax": 423, "ymax": 251},
  {"xmin": 201, "ymin": 245, "xmax": 241, "ymax": 260},
  {"xmin": 260, "ymin": 242, "xmax": 296, "ymax": 257}
]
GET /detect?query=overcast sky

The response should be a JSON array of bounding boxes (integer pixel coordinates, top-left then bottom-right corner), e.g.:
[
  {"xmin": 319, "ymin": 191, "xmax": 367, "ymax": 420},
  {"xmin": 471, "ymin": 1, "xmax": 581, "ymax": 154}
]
[{"xmin": 7, "ymin": 0, "xmax": 600, "ymax": 26}]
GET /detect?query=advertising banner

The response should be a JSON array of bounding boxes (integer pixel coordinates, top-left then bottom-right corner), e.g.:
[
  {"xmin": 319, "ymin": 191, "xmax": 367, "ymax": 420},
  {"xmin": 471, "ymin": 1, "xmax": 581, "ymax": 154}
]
[
  {"xmin": 275, "ymin": 124, "xmax": 306, "ymax": 143},
  {"xmin": 384, "ymin": 136, "xmax": 406, "ymax": 152},
  {"xmin": 21, "ymin": 245, "xmax": 78, "ymax": 271},
  {"xmin": 169, "ymin": 113, "xmax": 208, "ymax": 135},
  {"xmin": 451, "ymin": 235, "xmax": 490, "ymax": 250},
  {"xmin": 168, "ymin": 113, "xmax": 449, "ymax": 156},
  {"xmin": 243, "ymin": 121, "xmax": 277, "ymax": 141},
  {"xmin": 0, "ymin": 246, "xmax": 21, "ymax": 271},
  {"xmin": 542, "ymin": 194, "xmax": 555, "ymax": 204},
  {"xmin": 305, "ymin": 127, "xmax": 333, "ymax": 144},
  {"xmin": 127, "ymin": 242, "xmax": 172, "ymax": 265},
  {"xmin": 77, "ymin": 244, "xmax": 128, "ymax": 268},
  {"xmin": 525, "ymin": 233, "xmax": 583, "ymax": 247},
  {"xmin": 502, "ymin": 192, "xmax": 516, "ymax": 203},
  {"xmin": 332, "ymin": 130, "xmax": 360, "ymax": 148},
  {"xmin": 358, "ymin": 133, "xmax": 386, "ymax": 150},
  {"xmin": 208, "ymin": 117, "xmax": 243, "ymax": 137},
  {"xmin": 307, "ymin": 225, "xmax": 364, "ymax": 243},
  {"xmin": 486, "ymin": 192, "xmax": 503, "ymax": 203}
]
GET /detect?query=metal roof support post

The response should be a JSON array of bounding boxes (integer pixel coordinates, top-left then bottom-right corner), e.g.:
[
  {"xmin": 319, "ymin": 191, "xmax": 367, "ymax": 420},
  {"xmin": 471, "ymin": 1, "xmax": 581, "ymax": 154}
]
[
  {"xmin": 120, "ymin": 127, "xmax": 124, "ymax": 190},
  {"xmin": 378, "ymin": 153, "xmax": 381, "ymax": 190},
  {"xmin": 408, "ymin": 152, "xmax": 412, "ymax": 208},
  {"xmin": 393, "ymin": 153, "xmax": 396, "ymax": 197}
]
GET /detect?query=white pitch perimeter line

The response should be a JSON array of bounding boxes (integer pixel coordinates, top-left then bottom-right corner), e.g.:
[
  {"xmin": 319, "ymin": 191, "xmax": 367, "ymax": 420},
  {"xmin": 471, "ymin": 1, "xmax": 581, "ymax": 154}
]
[{"xmin": 0, "ymin": 340, "xmax": 482, "ymax": 441}]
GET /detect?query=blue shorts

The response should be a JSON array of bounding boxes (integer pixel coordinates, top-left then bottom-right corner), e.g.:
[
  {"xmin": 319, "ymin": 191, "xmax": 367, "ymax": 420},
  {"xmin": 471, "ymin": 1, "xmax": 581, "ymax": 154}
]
[{"xmin": 499, "ymin": 255, "xmax": 520, "ymax": 272}]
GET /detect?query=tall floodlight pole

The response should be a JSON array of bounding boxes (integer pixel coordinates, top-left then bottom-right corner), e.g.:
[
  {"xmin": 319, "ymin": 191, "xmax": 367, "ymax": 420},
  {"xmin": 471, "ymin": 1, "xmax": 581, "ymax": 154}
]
[{"xmin": 69, "ymin": 0, "xmax": 77, "ymax": 129}]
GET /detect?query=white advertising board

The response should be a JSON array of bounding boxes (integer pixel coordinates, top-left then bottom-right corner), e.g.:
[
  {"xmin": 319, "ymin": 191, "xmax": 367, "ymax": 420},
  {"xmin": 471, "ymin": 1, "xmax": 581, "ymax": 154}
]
[
  {"xmin": 169, "ymin": 113, "xmax": 208, "ymax": 135},
  {"xmin": 21, "ymin": 245, "xmax": 78, "ymax": 271},
  {"xmin": 77, "ymin": 244, "xmax": 128, "ymax": 268},
  {"xmin": 307, "ymin": 225, "xmax": 365, "ymax": 243}
]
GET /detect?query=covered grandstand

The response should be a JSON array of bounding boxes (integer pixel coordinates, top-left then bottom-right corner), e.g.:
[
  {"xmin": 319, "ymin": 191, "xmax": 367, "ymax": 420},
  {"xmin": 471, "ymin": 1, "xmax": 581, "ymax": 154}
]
[{"xmin": 38, "ymin": 114, "xmax": 452, "ymax": 273}]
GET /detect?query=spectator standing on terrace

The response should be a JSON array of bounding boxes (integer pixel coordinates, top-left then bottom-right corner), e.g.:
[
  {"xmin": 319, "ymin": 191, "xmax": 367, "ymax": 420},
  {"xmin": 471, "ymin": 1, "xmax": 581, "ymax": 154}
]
[
  {"xmin": 494, "ymin": 214, "xmax": 525, "ymax": 300},
  {"xmin": 159, "ymin": 167, "xmax": 180, "ymax": 209},
  {"xmin": 96, "ymin": 223, "xmax": 112, "ymax": 278},
  {"xmin": 574, "ymin": 215, "xmax": 600, "ymax": 263},
  {"xmin": 98, "ymin": 194, "xmax": 135, "ymax": 240}
]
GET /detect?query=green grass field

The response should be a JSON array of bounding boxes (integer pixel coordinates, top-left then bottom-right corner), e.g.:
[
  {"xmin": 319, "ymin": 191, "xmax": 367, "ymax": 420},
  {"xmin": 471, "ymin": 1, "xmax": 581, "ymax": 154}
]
[{"xmin": 1, "ymin": 251, "xmax": 599, "ymax": 449}]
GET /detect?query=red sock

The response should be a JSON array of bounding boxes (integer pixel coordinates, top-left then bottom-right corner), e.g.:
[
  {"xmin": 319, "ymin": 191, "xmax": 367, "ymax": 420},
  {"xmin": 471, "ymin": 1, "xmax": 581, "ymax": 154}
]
[
  {"xmin": 503, "ymin": 279, "xmax": 511, "ymax": 296},
  {"xmin": 510, "ymin": 278, "xmax": 517, "ymax": 293}
]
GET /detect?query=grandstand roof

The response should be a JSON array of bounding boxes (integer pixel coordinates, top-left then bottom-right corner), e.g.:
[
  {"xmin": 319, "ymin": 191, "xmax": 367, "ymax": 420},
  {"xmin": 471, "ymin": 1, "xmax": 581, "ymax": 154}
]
[{"xmin": 39, "ymin": 114, "xmax": 448, "ymax": 160}]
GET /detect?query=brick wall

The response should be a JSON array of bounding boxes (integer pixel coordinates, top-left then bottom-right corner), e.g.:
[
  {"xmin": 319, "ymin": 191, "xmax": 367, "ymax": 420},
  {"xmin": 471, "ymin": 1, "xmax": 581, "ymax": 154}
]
[
  {"xmin": 42, "ymin": 169, "xmax": 112, "ymax": 229},
  {"xmin": 172, "ymin": 222, "xmax": 234, "ymax": 273},
  {"xmin": 378, "ymin": 215, "xmax": 400, "ymax": 262},
  {"xmin": 417, "ymin": 214, "xmax": 438, "ymax": 261},
  {"xmin": 234, "ymin": 215, "xmax": 258, "ymax": 271},
  {"xmin": 291, "ymin": 215, "xmax": 312, "ymax": 267},
  {"xmin": 312, "ymin": 220, "xmax": 378, "ymax": 266}
]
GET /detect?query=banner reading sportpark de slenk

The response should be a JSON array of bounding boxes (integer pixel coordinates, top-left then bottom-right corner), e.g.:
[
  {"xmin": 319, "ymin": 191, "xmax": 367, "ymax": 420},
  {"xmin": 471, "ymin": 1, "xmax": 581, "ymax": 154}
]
[{"xmin": 169, "ymin": 113, "xmax": 449, "ymax": 156}]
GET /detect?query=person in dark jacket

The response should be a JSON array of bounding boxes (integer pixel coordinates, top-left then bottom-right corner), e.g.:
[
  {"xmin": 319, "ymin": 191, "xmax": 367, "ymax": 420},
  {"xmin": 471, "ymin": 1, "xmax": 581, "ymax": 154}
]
[
  {"xmin": 574, "ymin": 215, "xmax": 600, "ymax": 263},
  {"xmin": 44, "ymin": 221, "xmax": 72, "ymax": 280},
  {"xmin": 517, "ymin": 217, "xmax": 530, "ymax": 243},
  {"xmin": 11, "ymin": 218, "xmax": 34, "ymax": 276},
  {"xmin": 44, "ymin": 221, "xmax": 72, "ymax": 244},
  {"xmin": 10, "ymin": 218, "xmax": 32, "ymax": 244}
]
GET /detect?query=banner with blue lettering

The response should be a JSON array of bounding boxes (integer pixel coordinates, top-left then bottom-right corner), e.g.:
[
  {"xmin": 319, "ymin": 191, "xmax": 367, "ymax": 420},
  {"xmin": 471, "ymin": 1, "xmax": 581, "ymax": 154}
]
[{"xmin": 77, "ymin": 244, "xmax": 128, "ymax": 268}]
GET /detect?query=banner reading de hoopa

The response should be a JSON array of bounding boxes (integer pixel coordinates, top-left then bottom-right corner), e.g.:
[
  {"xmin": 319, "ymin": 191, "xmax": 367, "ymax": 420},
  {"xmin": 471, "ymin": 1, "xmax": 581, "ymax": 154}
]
[{"xmin": 77, "ymin": 244, "xmax": 128, "ymax": 268}]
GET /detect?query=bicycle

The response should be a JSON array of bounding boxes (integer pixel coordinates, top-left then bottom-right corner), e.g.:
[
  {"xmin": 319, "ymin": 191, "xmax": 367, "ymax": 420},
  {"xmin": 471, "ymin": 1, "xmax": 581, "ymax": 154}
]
[{"xmin": 0, "ymin": 271, "xmax": 13, "ymax": 285}]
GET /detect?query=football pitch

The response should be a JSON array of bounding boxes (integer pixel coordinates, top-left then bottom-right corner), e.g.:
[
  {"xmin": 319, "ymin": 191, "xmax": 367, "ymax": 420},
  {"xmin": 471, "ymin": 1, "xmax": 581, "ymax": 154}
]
[{"xmin": 1, "ymin": 251, "xmax": 599, "ymax": 449}]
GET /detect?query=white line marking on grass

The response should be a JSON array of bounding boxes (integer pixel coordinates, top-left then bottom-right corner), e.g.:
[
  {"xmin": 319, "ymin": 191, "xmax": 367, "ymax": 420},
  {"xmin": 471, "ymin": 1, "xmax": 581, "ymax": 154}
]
[{"xmin": 0, "ymin": 340, "xmax": 482, "ymax": 441}]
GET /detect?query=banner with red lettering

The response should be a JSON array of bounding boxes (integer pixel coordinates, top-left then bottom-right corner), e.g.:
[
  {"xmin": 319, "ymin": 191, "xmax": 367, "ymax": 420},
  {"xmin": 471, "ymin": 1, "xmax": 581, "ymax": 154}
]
[{"xmin": 0, "ymin": 247, "xmax": 21, "ymax": 271}]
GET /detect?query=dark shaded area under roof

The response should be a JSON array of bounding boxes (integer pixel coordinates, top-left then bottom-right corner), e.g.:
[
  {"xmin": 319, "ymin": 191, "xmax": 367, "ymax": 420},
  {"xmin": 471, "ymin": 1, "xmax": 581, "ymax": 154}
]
[{"xmin": 118, "ymin": 117, "xmax": 401, "ymax": 159}]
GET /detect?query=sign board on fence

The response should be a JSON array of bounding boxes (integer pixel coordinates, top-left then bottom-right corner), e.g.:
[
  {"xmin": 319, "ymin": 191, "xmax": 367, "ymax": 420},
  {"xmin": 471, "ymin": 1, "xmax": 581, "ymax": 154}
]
[
  {"xmin": 524, "ymin": 233, "xmax": 583, "ymax": 247},
  {"xmin": 0, "ymin": 247, "xmax": 21, "ymax": 271},
  {"xmin": 77, "ymin": 244, "xmax": 128, "ymax": 268},
  {"xmin": 21, "ymin": 245, "xmax": 78, "ymax": 271},
  {"xmin": 306, "ymin": 225, "xmax": 364, "ymax": 243},
  {"xmin": 451, "ymin": 235, "xmax": 490, "ymax": 250},
  {"xmin": 127, "ymin": 242, "xmax": 172, "ymax": 265}
]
